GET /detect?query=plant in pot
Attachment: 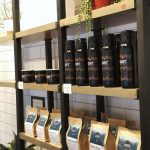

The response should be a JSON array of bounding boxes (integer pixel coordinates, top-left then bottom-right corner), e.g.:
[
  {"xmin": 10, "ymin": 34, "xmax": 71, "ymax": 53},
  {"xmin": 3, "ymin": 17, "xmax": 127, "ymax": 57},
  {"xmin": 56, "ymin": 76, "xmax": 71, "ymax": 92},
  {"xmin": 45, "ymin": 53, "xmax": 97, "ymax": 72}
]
[
  {"xmin": 77, "ymin": 0, "xmax": 114, "ymax": 38},
  {"xmin": 0, "ymin": 0, "xmax": 13, "ymax": 32},
  {"xmin": 93, "ymin": 0, "xmax": 122, "ymax": 9},
  {"xmin": 0, "ymin": 132, "xmax": 36, "ymax": 150},
  {"xmin": 92, "ymin": 0, "xmax": 112, "ymax": 9}
]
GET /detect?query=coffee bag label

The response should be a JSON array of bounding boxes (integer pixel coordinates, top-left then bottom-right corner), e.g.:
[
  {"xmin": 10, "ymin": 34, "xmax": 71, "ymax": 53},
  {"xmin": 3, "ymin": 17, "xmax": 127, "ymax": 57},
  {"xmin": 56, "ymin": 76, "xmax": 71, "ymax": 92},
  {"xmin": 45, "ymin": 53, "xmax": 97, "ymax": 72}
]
[
  {"xmin": 36, "ymin": 115, "xmax": 48, "ymax": 139},
  {"xmin": 90, "ymin": 129, "xmax": 106, "ymax": 150},
  {"xmin": 25, "ymin": 113, "xmax": 36, "ymax": 135},
  {"xmin": 25, "ymin": 122, "xmax": 33, "ymax": 135},
  {"xmin": 67, "ymin": 137, "xmax": 79, "ymax": 150},
  {"xmin": 67, "ymin": 125, "xmax": 80, "ymax": 150},
  {"xmin": 26, "ymin": 113, "xmax": 36, "ymax": 123},
  {"xmin": 49, "ymin": 119, "xmax": 61, "ymax": 145},
  {"xmin": 116, "ymin": 127, "xmax": 141, "ymax": 150},
  {"xmin": 36, "ymin": 125, "xmax": 45, "ymax": 139},
  {"xmin": 50, "ymin": 130, "xmax": 60, "ymax": 145},
  {"xmin": 117, "ymin": 137, "xmax": 138, "ymax": 150}
]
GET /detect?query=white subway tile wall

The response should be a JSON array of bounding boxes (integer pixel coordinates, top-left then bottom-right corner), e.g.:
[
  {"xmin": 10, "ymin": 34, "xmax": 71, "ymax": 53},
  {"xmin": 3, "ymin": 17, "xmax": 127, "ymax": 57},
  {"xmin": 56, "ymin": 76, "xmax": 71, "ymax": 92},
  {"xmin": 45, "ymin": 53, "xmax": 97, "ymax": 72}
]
[{"xmin": 0, "ymin": 44, "xmax": 17, "ymax": 145}]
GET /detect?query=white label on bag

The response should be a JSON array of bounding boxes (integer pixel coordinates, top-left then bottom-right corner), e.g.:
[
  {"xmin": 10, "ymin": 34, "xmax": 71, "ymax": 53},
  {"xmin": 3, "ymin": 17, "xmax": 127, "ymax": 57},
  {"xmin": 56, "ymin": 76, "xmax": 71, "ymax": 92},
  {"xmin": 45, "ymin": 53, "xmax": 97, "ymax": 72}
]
[
  {"xmin": 25, "ymin": 122, "xmax": 33, "ymax": 135},
  {"xmin": 89, "ymin": 129, "xmax": 105, "ymax": 150},
  {"xmin": 49, "ymin": 119, "xmax": 61, "ymax": 145},
  {"xmin": 63, "ymin": 84, "xmax": 72, "ymax": 94},
  {"xmin": 18, "ymin": 81, "xmax": 23, "ymax": 89},
  {"xmin": 67, "ymin": 137, "xmax": 79, "ymax": 150},
  {"xmin": 49, "ymin": 130, "xmax": 60, "ymax": 145},
  {"xmin": 36, "ymin": 125, "xmax": 45, "ymax": 139},
  {"xmin": 67, "ymin": 125, "xmax": 80, "ymax": 150},
  {"xmin": 90, "ymin": 143, "xmax": 104, "ymax": 150}
]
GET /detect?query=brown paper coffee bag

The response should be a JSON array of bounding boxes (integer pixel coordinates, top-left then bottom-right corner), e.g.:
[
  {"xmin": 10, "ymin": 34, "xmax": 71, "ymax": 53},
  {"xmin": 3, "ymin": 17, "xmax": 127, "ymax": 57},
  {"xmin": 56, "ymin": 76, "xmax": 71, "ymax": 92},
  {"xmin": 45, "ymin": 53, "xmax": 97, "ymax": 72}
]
[
  {"xmin": 89, "ymin": 121, "xmax": 109, "ymax": 150},
  {"xmin": 49, "ymin": 113, "xmax": 62, "ymax": 146},
  {"xmin": 116, "ymin": 127, "xmax": 141, "ymax": 150},
  {"xmin": 36, "ymin": 109, "xmax": 49, "ymax": 141},
  {"xmin": 66, "ymin": 117, "xmax": 82, "ymax": 150},
  {"xmin": 24, "ymin": 107, "xmax": 38, "ymax": 137}
]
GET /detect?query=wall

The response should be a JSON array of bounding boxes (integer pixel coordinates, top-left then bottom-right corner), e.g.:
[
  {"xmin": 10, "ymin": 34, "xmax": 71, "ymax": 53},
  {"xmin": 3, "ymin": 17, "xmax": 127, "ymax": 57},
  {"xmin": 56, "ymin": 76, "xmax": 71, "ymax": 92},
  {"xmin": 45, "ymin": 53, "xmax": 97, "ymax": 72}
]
[
  {"xmin": 20, "ymin": 0, "xmax": 57, "ymax": 30},
  {"xmin": 0, "ymin": 45, "xmax": 17, "ymax": 145}
]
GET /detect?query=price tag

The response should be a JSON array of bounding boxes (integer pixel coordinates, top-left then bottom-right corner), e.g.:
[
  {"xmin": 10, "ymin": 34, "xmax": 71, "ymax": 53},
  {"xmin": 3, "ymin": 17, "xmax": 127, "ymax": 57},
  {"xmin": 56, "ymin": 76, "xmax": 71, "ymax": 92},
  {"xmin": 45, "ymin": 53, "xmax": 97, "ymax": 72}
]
[
  {"xmin": 63, "ymin": 84, "xmax": 72, "ymax": 94},
  {"xmin": 18, "ymin": 81, "xmax": 23, "ymax": 89}
]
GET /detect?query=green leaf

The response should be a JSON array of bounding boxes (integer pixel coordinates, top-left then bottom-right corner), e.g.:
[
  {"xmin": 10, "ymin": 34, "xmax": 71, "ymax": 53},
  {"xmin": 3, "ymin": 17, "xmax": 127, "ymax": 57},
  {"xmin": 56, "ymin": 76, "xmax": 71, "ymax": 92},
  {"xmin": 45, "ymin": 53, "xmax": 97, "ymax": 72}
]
[{"xmin": 0, "ymin": 144, "xmax": 8, "ymax": 150}]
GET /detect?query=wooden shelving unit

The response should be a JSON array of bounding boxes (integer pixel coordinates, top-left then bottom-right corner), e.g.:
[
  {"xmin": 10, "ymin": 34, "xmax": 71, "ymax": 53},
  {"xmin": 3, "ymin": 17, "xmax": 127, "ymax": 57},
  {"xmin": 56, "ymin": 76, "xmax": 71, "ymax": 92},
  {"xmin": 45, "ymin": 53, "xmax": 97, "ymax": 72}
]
[
  {"xmin": 0, "ymin": 34, "xmax": 13, "ymax": 43},
  {"xmin": 11, "ymin": 0, "xmax": 150, "ymax": 149},
  {"xmin": 0, "ymin": 80, "xmax": 16, "ymax": 88},
  {"xmin": 71, "ymin": 86, "xmax": 138, "ymax": 99},
  {"xmin": 19, "ymin": 133, "xmax": 62, "ymax": 150},
  {"xmin": 59, "ymin": 0, "xmax": 134, "ymax": 27},
  {"xmin": 15, "ymin": 22, "xmax": 57, "ymax": 38},
  {"xmin": 23, "ymin": 83, "xmax": 59, "ymax": 92}
]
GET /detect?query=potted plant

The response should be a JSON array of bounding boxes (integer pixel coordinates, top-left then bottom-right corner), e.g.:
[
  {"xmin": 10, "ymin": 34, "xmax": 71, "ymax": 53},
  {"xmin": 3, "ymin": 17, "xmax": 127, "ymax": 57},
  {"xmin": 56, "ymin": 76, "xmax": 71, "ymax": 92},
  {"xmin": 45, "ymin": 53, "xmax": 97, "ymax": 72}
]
[
  {"xmin": 77, "ymin": 0, "xmax": 114, "ymax": 38},
  {"xmin": 0, "ymin": 132, "xmax": 36, "ymax": 150},
  {"xmin": 92, "ymin": 0, "xmax": 112, "ymax": 9},
  {"xmin": 0, "ymin": 0, "xmax": 13, "ymax": 31}
]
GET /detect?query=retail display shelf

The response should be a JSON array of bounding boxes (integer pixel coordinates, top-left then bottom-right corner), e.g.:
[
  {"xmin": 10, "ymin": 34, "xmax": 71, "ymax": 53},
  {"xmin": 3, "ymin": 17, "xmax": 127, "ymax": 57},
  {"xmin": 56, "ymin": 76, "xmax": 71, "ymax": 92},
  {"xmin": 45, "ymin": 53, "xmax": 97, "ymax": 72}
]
[
  {"xmin": 19, "ymin": 132, "xmax": 62, "ymax": 150},
  {"xmin": 0, "ymin": 80, "xmax": 16, "ymax": 88},
  {"xmin": 71, "ymin": 86, "xmax": 138, "ymax": 99},
  {"xmin": 59, "ymin": 0, "xmax": 135, "ymax": 27},
  {"xmin": 23, "ymin": 83, "xmax": 59, "ymax": 92},
  {"xmin": 15, "ymin": 22, "xmax": 57, "ymax": 38}
]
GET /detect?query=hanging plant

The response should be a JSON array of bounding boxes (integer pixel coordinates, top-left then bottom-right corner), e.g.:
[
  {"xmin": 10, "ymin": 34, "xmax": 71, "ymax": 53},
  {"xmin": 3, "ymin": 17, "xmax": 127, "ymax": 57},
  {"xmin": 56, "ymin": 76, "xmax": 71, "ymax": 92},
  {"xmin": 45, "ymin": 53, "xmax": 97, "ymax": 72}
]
[{"xmin": 77, "ymin": 0, "xmax": 92, "ymax": 38}]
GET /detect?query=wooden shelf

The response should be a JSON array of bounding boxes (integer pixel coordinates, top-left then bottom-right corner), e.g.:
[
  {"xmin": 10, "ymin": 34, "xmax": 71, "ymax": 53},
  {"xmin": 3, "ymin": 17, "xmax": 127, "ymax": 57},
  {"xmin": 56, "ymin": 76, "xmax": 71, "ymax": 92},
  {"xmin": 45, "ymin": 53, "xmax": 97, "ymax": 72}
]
[
  {"xmin": 0, "ymin": 80, "xmax": 16, "ymax": 88},
  {"xmin": 60, "ymin": 0, "xmax": 134, "ymax": 27},
  {"xmin": 19, "ymin": 132, "xmax": 62, "ymax": 150},
  {"xmin": 0, "ymin": 34, "xmax": 13, "ymax": 43},
  {"xmin": 23, "ymin": 83, "xmax": 59, "ymax": 92},
  {"xmin": 16, "ymin": 22, "xmax": 57, "ymax": 38},
  {"xmin": 71, "ymin": 86, "xmax": 138, "ymax": 99}
]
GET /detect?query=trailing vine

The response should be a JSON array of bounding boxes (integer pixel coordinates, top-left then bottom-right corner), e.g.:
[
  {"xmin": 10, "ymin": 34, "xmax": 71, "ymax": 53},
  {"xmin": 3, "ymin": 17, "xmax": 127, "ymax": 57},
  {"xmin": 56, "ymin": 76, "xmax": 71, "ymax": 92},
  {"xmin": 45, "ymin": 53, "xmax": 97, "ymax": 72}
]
[{"xmin": 77, "ymin": 0, "xmax": 92, "ymax": 39}]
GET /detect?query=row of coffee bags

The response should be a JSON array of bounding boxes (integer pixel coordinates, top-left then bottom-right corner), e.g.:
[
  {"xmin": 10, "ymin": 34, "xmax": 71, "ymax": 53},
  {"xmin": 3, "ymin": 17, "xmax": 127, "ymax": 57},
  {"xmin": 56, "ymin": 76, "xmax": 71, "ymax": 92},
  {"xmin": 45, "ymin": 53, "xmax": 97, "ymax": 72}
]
[
  {"xmin": 66, "ymin": 115, "xmax": 141, "ymax": 150},
  {"xmin": 24, "ymin": 108, "xmax": 141, "ymax": 150},
  {"xmin": 24, "ymin": 108, "xmax": 61, "ymax": 147}
]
